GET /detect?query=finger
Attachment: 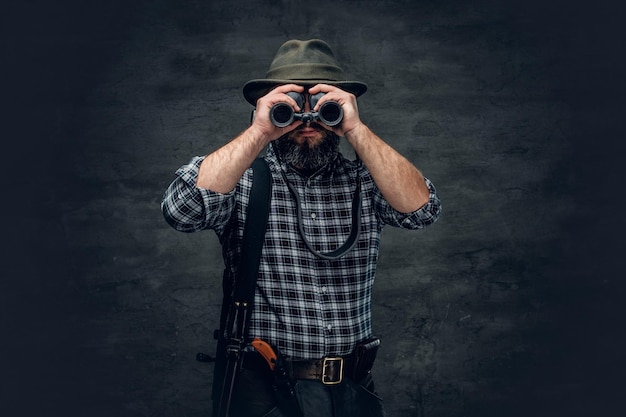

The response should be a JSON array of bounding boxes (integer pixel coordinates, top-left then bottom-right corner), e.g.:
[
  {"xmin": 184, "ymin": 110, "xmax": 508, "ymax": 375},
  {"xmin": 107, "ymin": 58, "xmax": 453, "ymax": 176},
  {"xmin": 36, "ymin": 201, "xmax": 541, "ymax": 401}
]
[
  {"xmin": 271, "ymin": 84, "xmax": 305, "ymax": 94},
  {"xmin": 308, "ymin": 83, "xmax": 337, "ymax": 94},
  {"xmin": 257, "ymin": 96, "xmax": 297, "ymax": 117},
  {"xmin": 309, "ymin": 85, "xmax": 354, "ymax": 108},
  {"xmin": 268, "ymin": 87, "xmax": 306, "ymax": 111}
]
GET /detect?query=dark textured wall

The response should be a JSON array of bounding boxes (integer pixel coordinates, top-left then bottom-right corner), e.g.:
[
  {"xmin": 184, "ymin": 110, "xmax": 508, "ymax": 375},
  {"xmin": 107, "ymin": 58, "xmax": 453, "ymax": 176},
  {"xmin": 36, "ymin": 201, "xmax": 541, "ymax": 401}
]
[{"xmin": 3, "ymin": 0, "xmax": 624, "ymax": 416}]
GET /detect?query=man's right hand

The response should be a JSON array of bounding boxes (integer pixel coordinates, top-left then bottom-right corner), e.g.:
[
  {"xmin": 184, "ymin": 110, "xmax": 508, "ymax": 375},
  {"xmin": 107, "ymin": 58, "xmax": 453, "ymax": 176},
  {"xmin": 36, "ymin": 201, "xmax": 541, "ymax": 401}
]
[
  {"xmin": 249, "ymin": 84, "xmax": 305, "ymax": 142},
  {"xmin": 196, "ymin": 84, "xmax": 306, "ymax": 193}
]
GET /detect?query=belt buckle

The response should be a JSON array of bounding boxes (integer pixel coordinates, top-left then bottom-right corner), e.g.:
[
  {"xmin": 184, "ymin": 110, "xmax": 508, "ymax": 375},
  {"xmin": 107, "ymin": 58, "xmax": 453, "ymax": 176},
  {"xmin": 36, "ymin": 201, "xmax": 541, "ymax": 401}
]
[{"xmin": 321, "ymin": 357, "xmax": 344, "ymax": 385}]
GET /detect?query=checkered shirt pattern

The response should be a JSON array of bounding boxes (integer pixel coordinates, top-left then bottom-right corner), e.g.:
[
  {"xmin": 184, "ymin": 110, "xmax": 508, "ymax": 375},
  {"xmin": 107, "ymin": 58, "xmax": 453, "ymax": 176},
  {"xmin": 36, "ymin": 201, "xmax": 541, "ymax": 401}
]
[{"xmin": 161, "ymin": 146, "xmax": 441, "ymax": 360}]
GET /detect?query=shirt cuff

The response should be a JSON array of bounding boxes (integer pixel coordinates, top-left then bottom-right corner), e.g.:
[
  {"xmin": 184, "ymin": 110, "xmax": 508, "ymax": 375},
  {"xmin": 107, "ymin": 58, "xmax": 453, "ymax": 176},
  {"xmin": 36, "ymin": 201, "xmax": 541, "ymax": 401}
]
[
  {"xmin": 399, "ymin": 177, "xmax": 442, "ymax": 229},
  {"xmin": 164, "ymin": 156, "xmax": 236, "ymax": 232}
]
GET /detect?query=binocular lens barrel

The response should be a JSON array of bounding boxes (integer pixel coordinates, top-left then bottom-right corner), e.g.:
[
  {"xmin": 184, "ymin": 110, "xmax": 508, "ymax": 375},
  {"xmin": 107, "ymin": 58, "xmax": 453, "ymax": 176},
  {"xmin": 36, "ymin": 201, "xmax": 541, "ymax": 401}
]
[
  {"xmin": 317, "ymin": 101, "xmax": 343, "ymax": 127},
  {"xmin": 269, "ymin": 103, "xmax": 295, "ymax": 127}
]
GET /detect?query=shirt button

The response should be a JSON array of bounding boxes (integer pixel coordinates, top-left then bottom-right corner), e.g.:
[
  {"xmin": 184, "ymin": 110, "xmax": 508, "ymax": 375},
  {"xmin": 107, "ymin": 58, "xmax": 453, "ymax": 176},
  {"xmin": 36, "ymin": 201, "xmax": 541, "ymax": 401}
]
[
  {"xmin": 327, "ymin": 324, "xmax": 332, "ymax": 331},
  {"xmin": 321, "ymin": 286, "xmax": 327, "ymax": 293},
  {"xmin": 311, "ymin": 213, "xmax": 317, "ymax": 219}
]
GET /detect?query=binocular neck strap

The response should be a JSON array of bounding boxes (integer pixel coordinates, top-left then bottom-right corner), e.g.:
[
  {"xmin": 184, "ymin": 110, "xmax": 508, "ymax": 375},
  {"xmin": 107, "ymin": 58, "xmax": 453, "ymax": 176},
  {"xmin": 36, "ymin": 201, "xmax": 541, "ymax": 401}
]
[{"xmin": 275, "ymin": 160, "xmax": 362, "ymax": 261}]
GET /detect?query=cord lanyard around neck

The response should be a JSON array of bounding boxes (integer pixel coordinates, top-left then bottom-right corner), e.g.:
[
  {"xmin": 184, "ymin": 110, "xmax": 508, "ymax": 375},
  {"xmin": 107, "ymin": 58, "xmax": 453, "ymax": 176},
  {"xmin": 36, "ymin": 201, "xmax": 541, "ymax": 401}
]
[{"xmin": 276, "ymin": 160, "xmax": 362, "ymax": 261}]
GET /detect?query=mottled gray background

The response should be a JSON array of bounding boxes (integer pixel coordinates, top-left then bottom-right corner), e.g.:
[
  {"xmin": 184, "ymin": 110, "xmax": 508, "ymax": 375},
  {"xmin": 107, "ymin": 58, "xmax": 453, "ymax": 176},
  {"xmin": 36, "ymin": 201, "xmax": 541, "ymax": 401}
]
[{"xmin": 3, "ymin": 0, "xmax": 624, "ymax": 416}]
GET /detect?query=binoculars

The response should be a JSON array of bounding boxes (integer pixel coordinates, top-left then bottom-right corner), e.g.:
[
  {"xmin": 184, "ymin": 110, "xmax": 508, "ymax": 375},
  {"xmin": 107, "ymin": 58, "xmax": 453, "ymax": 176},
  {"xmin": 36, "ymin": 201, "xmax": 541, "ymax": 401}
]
[{"xmin": 270, "ymin": 92, "xmax": 343, "ymax": 127}]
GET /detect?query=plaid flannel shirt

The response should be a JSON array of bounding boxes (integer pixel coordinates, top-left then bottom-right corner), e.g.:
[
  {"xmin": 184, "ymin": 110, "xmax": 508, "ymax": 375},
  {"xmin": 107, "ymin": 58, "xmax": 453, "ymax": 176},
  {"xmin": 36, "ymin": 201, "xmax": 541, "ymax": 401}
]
[{"xmin": 161, "ymin": 146, "xmax": 441, "ymax": 360}]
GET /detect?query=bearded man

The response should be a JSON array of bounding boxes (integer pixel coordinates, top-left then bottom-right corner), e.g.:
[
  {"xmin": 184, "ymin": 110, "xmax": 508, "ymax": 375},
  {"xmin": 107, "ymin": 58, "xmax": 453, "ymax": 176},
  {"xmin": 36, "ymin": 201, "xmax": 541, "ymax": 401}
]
[{"xmin": 161, "ymin": 39, "xmax": 441, "ymax": 417}]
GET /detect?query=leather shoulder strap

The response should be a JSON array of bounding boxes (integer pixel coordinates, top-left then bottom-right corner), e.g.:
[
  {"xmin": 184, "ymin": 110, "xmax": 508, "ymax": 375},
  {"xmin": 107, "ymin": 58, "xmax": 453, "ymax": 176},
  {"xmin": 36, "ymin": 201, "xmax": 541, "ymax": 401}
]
[{"xmin": 234, "ymin": 158, "xmax": 272, "ymax": 303}]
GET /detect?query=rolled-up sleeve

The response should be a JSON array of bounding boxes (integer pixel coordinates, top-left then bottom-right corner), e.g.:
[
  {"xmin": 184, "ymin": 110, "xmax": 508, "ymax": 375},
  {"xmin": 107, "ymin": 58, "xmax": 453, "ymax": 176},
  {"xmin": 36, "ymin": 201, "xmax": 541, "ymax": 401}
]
[
  {"xmin": 161, "ymin": 156, "xmax": 235, "ymax": 233},
  {"xmin": 376, "ymin": 177, "xmax": 441, "ymax": 229}
]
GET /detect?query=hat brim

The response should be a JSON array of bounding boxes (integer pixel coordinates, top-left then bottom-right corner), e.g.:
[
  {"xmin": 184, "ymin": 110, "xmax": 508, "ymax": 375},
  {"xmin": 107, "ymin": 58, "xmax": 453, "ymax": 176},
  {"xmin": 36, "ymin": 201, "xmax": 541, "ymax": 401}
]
[{"xmin": 242, "ymin": 79, "xmax": 368, "ymax": 106}]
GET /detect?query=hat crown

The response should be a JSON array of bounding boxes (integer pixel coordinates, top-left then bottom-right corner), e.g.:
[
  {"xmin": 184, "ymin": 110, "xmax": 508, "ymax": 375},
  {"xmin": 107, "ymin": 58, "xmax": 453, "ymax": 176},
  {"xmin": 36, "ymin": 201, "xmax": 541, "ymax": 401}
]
[{"xmin": 265, "ymin": 39, "xmax": 346, "ymax": 81}]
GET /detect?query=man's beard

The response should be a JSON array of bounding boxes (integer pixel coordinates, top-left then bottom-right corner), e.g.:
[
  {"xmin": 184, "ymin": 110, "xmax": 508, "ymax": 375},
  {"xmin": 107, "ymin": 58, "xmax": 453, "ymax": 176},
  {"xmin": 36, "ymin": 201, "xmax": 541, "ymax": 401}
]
[{"xmin": 274, "ymin": 125, "xmax": 340, "ymax": 171}]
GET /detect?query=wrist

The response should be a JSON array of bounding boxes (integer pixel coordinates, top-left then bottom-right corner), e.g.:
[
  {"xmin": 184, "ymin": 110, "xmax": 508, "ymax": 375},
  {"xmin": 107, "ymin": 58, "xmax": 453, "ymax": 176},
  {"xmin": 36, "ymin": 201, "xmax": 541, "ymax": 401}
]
[
  {"xmin": 246, "ymin": 125, "xmax": 272, "ymax": 147},
  {"xmin": 344, "ymin": 122, "xmax": 368, "ymax": 142}
]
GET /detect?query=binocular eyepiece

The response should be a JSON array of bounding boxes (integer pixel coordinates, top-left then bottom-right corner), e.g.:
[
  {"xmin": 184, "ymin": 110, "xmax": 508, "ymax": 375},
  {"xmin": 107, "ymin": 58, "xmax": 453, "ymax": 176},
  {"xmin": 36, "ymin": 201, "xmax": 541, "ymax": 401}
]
[{"xmin": 270, "ymin": 92, "xmax": 343, "ymax": 128}]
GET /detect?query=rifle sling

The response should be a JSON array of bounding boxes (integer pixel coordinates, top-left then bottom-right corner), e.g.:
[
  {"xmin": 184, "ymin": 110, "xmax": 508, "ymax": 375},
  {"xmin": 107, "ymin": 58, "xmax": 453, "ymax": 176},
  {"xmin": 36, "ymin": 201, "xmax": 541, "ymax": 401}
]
[{"xmin": 233, "ymin": 157, "xmax": 272, "ymax": 305}]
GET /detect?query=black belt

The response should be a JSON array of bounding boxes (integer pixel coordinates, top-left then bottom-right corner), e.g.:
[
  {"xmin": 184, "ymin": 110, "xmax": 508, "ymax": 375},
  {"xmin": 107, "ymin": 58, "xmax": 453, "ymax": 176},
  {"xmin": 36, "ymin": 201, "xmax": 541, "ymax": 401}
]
[
  {"xmin": 291, "ymin": 356, "xmax": 357, "ymax": 385},
  {"xmin": 243, "ymin": 353, "xmax": 357, "ymax": 385}
]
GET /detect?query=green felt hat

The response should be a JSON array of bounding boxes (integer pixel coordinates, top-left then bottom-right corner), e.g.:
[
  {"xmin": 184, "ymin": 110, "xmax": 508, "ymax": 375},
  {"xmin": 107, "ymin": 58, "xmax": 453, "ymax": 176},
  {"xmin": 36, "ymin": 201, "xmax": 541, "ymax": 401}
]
[{"xmin": 242, "ymin": 39, "xmax": 367, "ymax": 106}]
